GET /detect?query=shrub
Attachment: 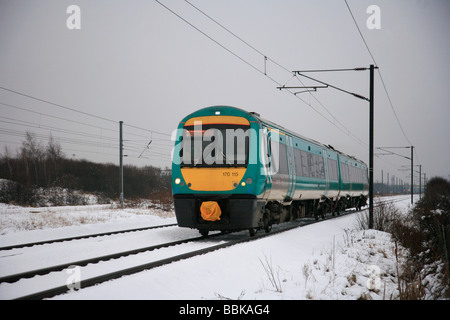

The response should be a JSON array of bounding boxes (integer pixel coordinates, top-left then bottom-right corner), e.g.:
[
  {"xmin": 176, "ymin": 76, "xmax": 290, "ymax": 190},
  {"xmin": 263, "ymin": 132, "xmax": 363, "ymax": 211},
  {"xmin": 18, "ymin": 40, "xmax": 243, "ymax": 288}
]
[
  {"xmin": 411, "ymin": 178, "xmax": 449, "ymax": 281},
  {"xmin": 391, "ymin": 177, "xmax": 450, "ymax": 299},
  {"xmin": 356, "ymin": 177, "xmax": 450, "ymax": 299},
  {"xmin": 355, "ymin": 199, "xmax": 401, "ymax": 232}
]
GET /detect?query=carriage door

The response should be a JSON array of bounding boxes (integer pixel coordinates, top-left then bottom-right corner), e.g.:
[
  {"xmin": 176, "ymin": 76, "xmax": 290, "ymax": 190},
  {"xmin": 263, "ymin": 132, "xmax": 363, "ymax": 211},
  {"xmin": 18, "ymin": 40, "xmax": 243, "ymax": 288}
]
[
  {"xmin": 286, "ymin": 136, "xmax": 296, "ymax": 202},
  {"xmin": 323, "ymin": 150, "xmax": 330, "ymax": 198},
  {"xmin": 260, "ymin": 127, "xmax": 272, "ymax": 199}
]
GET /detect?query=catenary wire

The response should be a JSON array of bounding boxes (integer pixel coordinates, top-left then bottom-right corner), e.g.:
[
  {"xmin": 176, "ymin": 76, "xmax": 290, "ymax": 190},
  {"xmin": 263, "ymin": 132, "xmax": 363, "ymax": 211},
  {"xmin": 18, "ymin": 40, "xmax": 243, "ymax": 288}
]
[
  {"xmin": 168, "ymin": 1, "xmax": 415, "ymax": 178},
  {"xmin": 0, "ymin": 88, "xmax": 174, "ymax": 164},
  {"xmin": 343, "ymin": 0, "xmax": 414, "ymax": 148},
  {"xmin": 0, "ymin": 86, "xmax": 116, "ymax": 124},
  {"xmin": 183, "ymin": 0, "xmax": 368, "ymax": 147},
  {"xmin": 155, "ymin": 0, "xmax": 370, "ymax": 150}
]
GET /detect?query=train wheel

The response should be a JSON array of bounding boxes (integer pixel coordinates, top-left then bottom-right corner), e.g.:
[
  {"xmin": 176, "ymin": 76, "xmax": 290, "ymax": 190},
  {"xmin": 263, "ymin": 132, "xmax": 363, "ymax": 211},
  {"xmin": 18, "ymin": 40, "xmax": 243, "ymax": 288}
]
[
  {"xmin": 263, "ymin": 213, "xmax": 272, "ymax": 233},
  {"xmin": 249, "ymin": 228, "xmax": 256, "ymax": 237},
  {"xmin": 199, "ymin": 230, "xmax": 209, "ymax": 237},
  {"xmin": 321, "ymin": 207, "xmax": 326, "ymax": 219}
]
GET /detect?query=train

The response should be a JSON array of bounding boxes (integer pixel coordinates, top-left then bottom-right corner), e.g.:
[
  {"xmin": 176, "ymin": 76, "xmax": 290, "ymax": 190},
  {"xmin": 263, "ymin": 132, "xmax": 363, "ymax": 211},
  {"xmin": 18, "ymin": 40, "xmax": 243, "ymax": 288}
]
[{"xmin": 171, "ymin": 106, "xmax": 368, "ymax": 236}]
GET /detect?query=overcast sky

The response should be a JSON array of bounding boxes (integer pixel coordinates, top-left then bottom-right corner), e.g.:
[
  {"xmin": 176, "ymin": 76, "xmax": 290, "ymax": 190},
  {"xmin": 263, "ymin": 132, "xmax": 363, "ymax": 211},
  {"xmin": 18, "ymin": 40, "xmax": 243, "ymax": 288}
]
[{"xmin": 0, "ymin": 0, "xmax": 449, "ymax": 184}]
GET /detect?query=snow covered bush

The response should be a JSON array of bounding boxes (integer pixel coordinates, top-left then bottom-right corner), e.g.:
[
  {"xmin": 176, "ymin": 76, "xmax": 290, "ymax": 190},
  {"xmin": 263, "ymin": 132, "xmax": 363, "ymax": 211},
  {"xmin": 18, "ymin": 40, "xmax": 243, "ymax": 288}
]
[{"xmin": 391, "ymin": 177, "xmax": 450, "ymax": 299}]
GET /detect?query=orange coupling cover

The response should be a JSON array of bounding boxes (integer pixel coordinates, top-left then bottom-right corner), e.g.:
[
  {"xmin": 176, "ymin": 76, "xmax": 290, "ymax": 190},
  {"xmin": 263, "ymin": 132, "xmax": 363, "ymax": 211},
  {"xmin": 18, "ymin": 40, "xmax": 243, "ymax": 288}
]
[{"xmin": 200, "ymin": 201, "xmax": 222, "ymax": 221}]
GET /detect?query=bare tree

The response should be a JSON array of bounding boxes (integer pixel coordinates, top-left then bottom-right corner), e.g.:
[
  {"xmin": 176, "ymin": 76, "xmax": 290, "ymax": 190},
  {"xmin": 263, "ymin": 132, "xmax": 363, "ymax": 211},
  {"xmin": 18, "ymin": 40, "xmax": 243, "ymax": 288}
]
[
  {"xmin": 20, "ymin": 132, "xmax": 44, "ymax": 185},
  {"xmin": 46, "ymin": 134, "xmax": 64, "ymax": 164},
  {"xmin": 2, "ymin": 146, "xmax": 14, "ymax": 180}
]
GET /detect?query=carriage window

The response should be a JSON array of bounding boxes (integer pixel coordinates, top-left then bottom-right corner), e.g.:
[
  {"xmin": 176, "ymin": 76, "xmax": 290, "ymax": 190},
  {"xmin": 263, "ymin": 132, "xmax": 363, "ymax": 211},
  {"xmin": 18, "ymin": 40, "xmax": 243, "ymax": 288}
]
[
  {"xmin": 340, "ymin": 163, "xmax": 350, "ymax": 182},
  {"xmin": 317, "ymin": 154, "xmax": 325, "ymax": 179},
  {"xmin": 294, "ymin": 148, "xmax": 325, "ymax": 179},
  {"xmin": 294, "ymin": 149, "xmax": 310, "ymax": 177},
  {"xmin": 277, "ymin": 143, "xmax": 289, "ymax": 175},
  {"xmin": 328, "ymin": 158, "xmax": 338, "ymax": 181},
  {"xmin": 294, "ymin": 149, "xmax": 303, "ymax": 176},
  {"xmin": 307, "ymin": 152, "xmax": 325, "ymax": 179},
  {"xmin": 300, "ymin": 150, "xmax": 309, "ymax": 177}
]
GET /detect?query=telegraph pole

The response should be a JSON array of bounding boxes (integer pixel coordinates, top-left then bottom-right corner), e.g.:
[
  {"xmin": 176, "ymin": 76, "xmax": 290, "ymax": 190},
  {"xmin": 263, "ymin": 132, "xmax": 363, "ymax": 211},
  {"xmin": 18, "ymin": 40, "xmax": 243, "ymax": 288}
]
[
  {"xmin": 119, "ymin": 121, "xmax": 124, "ymax": 206},
  {"xmin": 410, "ymin": 146, "xmax": 414, "ymax": 204},
  {"xmin": 369, "ymin": 64, "xmax": 374, "ymax": 229},
  {"xmin": 419, "ymin": 164, "xmax": 422, "ymax": 199},
  {"xmin": 378, "ymin": 145, "xmax": 415, "ymax": 203}
]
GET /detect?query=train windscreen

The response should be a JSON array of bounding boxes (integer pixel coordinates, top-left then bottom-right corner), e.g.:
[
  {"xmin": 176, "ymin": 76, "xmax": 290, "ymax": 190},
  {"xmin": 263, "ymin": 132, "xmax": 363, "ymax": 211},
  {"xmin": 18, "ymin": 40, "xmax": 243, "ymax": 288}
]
[{"xmin": 180, "ymin": 124, "xmax": 250, "ymax": 167}]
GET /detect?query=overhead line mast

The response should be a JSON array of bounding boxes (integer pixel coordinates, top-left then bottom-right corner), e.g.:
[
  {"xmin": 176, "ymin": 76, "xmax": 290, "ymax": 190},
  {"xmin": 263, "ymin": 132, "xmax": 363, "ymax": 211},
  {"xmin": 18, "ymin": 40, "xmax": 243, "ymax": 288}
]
[{"xmin": 279, "ymin": 65, "xmax": 377, "ymax": 229}]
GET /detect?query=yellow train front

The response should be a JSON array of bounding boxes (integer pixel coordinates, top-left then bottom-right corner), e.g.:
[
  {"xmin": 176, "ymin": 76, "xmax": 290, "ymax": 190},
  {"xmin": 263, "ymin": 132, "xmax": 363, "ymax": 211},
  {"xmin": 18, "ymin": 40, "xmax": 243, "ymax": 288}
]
[{"xmin": 171, "ymin": 106, "xmax": 266, "ymax": 236}]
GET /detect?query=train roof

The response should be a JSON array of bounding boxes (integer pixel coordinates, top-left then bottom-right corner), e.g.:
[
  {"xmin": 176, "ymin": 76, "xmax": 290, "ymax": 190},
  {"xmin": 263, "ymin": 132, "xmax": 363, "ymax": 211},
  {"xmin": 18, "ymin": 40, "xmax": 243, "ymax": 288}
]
[
  {"xmin": 247, "ymin": 110, "xmax": 366, "ymax": 166},
  {"xmin": 181, "ymin": 105, "xmax": 367, "ymax": 167}
]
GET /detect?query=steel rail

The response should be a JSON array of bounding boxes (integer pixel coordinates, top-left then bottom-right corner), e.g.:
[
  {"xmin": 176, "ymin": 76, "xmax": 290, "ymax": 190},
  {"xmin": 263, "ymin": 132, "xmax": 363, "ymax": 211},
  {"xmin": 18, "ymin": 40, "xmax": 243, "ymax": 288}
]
[
  {"xmin": 0, "ymin": 223, "xmax": 177, "ymax": 251},
  {"xmin": 0, "ymin": 233, "xmax": 209, "ymax": 284}
]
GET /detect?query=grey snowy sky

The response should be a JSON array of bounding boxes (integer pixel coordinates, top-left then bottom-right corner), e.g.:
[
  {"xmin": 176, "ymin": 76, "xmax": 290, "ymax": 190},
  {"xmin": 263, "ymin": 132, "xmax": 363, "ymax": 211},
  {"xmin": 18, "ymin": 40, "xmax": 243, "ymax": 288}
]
[{"xmin": 0, "ymin": 0, "xmax": 449, "ymax": 184}]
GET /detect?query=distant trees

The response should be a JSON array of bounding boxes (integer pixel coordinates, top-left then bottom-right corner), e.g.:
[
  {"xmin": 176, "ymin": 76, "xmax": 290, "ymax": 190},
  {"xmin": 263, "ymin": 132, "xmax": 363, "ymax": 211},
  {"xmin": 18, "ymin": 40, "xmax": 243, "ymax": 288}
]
[
  {"xmin": 0, "ymin": 132, "xmax": 172, "ymax": 206},
  {"xmin": 15, "ymin": 132, "xmax": 65, "ymax": 186}
]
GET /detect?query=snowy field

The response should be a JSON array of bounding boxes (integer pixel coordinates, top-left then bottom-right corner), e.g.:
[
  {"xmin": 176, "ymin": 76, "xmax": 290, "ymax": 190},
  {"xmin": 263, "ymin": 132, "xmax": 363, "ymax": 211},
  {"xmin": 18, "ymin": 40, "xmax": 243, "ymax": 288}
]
[{"xmin": 0, "ymin": 196, "xmax": 419, "ymax": 300}]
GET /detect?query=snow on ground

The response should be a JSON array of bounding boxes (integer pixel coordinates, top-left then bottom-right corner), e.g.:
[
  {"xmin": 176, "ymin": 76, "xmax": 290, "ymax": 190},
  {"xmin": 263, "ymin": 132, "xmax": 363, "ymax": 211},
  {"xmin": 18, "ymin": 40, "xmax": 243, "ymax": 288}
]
[
  {"xmin": 0, "ymin": 196, "xmax": 418, "ymax": 300},
  {"xmin": 54, "ymin": 209, "xmax": 409, "ymax": 300},
  {"xmin": 0, "ymin": 201, "xmax": 175, "ymax": 247}
]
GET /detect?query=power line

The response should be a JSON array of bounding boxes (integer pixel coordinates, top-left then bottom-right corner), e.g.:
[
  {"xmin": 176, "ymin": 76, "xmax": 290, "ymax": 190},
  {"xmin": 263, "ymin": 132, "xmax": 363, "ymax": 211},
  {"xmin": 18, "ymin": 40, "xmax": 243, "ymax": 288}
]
[
  {"xmin": 183, "ymin": 0, "xmax": 358, "ymax": 121},
  {"xmin": 0, "ymin": 86, "xmax": 117, "ymax": 124},
  {"xmin": 154, "ymin": 0, "xmax": 272, "ymax": 80},
  {"xmin": 376, "ymin": 70, "xmax": 413, "ymax": 146},
  {"xmin": 0, "ymin": 127, "xmax": 116, "ymax": 150},
  {"xmin": 0, "ymin": 114, "xmax": 117, "ymax": 144},
  {"xmin": 0, "ymin": 115, "xmax": 172, "ymax": 155},
  {"xmin": 0, "ymin": 138, "xmax": 119, "ymax": 159},
  {"xmin": 343, "ymin": 0, "xmax": 414, "ymax": 147},
  {"xmin": 184, "ymin": 0, "xmax": 291, "ymax": 74},
  {"xmin": 0, "ymin": 101, "xmax": 118, "ymax": 135},
  {"xmin": 155, "ymin": 0, "xmax": 370, "ymax": 150},
  {"xmin": 0, "ymin": 125, "xmax": 173, "ymax": 164},
  {"xmin": 343, "ymin": 0, "xmax": 378, "ymax": 65},
  {"xmin": 0, "ymin": 109, "xmax": 171, "ymax": 165},
  {"xmin": 0, "ymin": 87, "xmax": 174, "ymax": 166},
  {"xmin": 123, "ymin": 123, "xmax": 171, "ymax": 138},
  {"xmin": 0, "ymin": 87, "xmax": 173, "ymax": 141},
  {"xmin": 0, "ymin": 100, "xmax": 174, "ymax": 157}
]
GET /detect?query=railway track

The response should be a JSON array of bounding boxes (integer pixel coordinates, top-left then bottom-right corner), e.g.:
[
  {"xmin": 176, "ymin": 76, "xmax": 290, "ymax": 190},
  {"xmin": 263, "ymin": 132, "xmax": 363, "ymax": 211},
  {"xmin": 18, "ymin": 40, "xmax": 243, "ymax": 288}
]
[
  {"xmin": 0, "ymin": 233, "xmax": 207, "ymax": 284},
  {"xmin": 374, "ymin": 195, "xmax": 412, "ymax": 207},
  {"xmin": 2, "ymin": 218, "xmax": 316, "ymax": 300},
  {"xmin": 0, "ymin": 223, "xmax": 177, "ymax": 251},
  {"xmin": 0, "ymin": 195, "xmax": 411, "ymax": 300}
]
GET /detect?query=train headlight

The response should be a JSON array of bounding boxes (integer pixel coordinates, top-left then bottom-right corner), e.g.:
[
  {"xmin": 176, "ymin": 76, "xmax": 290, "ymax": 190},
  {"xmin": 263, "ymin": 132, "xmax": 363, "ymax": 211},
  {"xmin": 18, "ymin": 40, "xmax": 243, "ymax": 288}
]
[
  {"xmin": 241, "ymin": 181, "xmax": 246, "ymax": 187},
  {"xmin": 174, "ymin": 178, "xmax": 181, "ymax": 185}
]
